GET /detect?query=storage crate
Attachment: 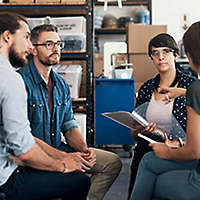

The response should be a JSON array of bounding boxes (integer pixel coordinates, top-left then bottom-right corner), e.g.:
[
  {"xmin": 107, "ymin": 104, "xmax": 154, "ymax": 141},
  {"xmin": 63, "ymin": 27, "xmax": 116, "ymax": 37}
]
[
  {"xmin": 55, "ymin": 65, "xmax": 82, "ymax": 99},
  {"xmin": 27, "ymin": 17, "xmax": 48, "ymax": 30},
  {"xmin": 60, "ymin": 34, "xmax": 86, "ymax": 52},
  {"xmin": 74, "ymin": 113, "xmax": 86, "ymax": 141},
  {"xmin": 50, "ymin": 16, "xmax": 86, "ymax": 35},
  {"xmin": 95, "ymin": 78, "xmax": 135, "ymax": 145}
]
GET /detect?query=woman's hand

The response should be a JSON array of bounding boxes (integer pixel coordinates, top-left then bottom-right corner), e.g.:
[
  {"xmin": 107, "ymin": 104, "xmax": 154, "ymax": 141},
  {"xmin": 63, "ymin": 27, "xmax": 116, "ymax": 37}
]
[
  {"xmin": 158, "ymin": 87, "xmax": 186, "ymax": 102},
  {"xmin": 165, "ymin": 137, "xmax": 180, "ymax": 149},
  {"xmin": 149, "ymin": 142, "xmax": 170, "ymax": 159}
]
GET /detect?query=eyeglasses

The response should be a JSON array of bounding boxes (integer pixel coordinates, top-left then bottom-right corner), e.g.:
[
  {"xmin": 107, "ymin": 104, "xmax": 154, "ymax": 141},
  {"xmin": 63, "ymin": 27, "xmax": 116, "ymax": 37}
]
[
  {"xmin": 33, "ymin": 41, "xmax": 65, "ymax": 50},
  {"xmin": 151, "ymin": 48, "xmax": 174, "ymax": 58}
]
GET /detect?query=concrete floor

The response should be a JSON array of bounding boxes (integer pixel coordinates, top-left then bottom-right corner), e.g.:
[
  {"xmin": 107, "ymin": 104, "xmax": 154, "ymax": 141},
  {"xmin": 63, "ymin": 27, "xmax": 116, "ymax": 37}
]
[{"xmin": 103, "ymin": 149, "xmax": 133, "ymax": 200}]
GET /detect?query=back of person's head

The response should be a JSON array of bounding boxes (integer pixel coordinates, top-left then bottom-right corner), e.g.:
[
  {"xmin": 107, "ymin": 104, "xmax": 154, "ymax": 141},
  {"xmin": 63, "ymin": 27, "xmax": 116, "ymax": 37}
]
[
  {"xmin": 31, "ymin": 24, "xmax": 58, "ymax": 43},
  {"xmin": 0, "ymin": 12, "xmax": 27, "ymax": 35},
  {"xmin": 183, "ymin": 21, "xmax": 200, "ymax": 68},
  {"xmin": 148, "ymin": 33, "xmax": 179, "ymax": 59}
]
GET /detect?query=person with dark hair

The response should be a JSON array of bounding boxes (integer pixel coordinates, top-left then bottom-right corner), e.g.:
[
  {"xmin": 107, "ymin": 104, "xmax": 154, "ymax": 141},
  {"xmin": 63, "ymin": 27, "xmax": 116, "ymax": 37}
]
[
  {"xmin": 17, "ymin": 24, "xmax": 122, "ymax": 200},
  {"xmin": 130, "ymin": 21, "xmax": 200, "ymax": 200},
  {"xmin": 0, "ymin": 12, "xmax": 91, "ymax": 200},
  {"xmin": 127, "ymin": 33, "xmax": 196, "ymax": 199}
]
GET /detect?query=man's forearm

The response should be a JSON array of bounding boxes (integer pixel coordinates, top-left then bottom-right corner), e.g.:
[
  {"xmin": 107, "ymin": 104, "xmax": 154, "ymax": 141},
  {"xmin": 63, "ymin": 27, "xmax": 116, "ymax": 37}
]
[
  {"xmin": 66, "ymin": 128, "xmax": 88, "ymax": 153},
  {"xmin": 18, "ymin": 143, "xmax": 64, "ymax": 172},
  {"xmin": 34, "ymin": 137, "xmax": 67, "ymax": 160}
]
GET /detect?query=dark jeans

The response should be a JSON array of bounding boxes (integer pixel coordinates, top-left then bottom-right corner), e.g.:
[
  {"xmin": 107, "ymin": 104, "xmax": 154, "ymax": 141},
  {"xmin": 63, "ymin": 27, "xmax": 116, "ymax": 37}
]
[{"xmin": 0, "ymin": 166, "xmax": 90, "ymax": 200}]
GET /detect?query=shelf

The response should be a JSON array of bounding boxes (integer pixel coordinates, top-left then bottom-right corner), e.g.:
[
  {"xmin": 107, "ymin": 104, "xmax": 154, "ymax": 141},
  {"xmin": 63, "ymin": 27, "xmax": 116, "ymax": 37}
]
[
  {"xmin": 95, "ymin": 28, "xmax": 126, "ymax": 35},
  {"xmin": 0, "ymin": 3, "xmax": 88, "ymax": 16},
  {"xmin": 95, "ymin": 0, "xmax": 148, "ymax": 6},
  {"xmin": 0, "ymin": 1, "xmax": 86, "ymax": 5}
]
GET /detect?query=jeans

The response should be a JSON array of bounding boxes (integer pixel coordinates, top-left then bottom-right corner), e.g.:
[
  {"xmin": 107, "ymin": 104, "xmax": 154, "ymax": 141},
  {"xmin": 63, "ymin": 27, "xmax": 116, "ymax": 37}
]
[
  {"xmin": 130, "ymin": 152, "xmax": 199, "ymax": 200},
  {"xmin": 58, "ymin": 143, "xmax": 122, "ymax": 200},
  {"xmin": 0, "ymin": 166, "xmax": 90, "ymax": 200}
]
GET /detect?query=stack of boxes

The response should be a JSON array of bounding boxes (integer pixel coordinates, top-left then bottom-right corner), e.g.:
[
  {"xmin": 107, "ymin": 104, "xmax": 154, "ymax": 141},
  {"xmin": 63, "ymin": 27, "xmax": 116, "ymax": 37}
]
[
  {"xmin": 9, "ymin": 0, "xmax": 86, "ymax": 3},
  {"xmin": 127, "ymin": 24, "xmax": 167, "ymax": 91}
]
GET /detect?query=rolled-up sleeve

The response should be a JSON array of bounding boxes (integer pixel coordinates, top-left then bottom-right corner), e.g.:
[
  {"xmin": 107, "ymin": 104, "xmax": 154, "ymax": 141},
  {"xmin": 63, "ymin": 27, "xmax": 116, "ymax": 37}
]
[{"xmin": 2, "ymin": 73, "xmax": 35, "ymax": 156}]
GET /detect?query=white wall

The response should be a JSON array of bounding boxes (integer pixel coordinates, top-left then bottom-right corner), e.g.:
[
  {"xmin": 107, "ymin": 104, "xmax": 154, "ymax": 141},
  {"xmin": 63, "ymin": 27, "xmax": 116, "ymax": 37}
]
[{"xmin": 152, "ymin": 0, "xmax": 200, "ymax": 42}]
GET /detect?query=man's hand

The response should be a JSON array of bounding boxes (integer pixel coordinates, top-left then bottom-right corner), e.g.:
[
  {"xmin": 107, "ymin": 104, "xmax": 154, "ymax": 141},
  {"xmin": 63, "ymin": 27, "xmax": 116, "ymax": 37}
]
[
  {"xmin": 10, "ymin": 155, "xmax": 24, "ymax": 166},
  {"xmin": 62, "ymin": 151, "xmax": 96, "ymax": 173},
  {"xmin": 82, "ymin": 148, "xmax": 96, "ymax": 167}
]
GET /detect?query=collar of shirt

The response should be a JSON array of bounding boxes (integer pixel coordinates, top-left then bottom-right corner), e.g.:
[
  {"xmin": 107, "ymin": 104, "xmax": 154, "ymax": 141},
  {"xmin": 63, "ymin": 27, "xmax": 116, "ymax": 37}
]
[{"xmin": 28, "ymin": 59, "xmax": 57, "ymax": 86}]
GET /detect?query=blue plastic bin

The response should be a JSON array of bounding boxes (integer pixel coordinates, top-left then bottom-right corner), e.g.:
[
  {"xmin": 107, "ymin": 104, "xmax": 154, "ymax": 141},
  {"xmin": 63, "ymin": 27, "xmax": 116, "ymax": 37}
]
[{"xmin": 95, "ymin": 78, "xmax": 135, "ymax": 145}]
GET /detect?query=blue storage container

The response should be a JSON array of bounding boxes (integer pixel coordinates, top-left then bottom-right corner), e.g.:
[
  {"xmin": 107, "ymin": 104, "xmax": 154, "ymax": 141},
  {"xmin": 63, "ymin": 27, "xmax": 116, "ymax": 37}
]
[{"xmin": 95, "ymin": 78, "xmax": 135, "ymax": 145}]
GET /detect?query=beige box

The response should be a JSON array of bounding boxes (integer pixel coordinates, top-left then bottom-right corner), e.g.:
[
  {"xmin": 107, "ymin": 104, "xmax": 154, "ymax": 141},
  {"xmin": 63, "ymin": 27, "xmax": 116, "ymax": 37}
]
[
  {"xmin": 9, "ymin": 0, "xmax": 34, "ymax": 2},
  {"xmin": 94, "ymin": 53, "xmax": 104, "ymax": 78},
  {"xmin": 129, "ymin": 53, "xmax": 157, "ymax": 92},
  {"xmin": 128, "ymin": 24, "xmax": 167, "ymax": 54},
  {"xmin": 61, "ymin": 0, "xmax": 85, "ymax": 3},
  {"xmin": 36, "ymin": 0, "xmax": 60, "ymax": 3}
]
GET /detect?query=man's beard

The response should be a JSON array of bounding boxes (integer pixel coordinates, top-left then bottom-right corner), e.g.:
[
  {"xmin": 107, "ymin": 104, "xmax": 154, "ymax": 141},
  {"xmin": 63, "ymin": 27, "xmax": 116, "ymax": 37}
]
[
  {"xmin": 39, "ymin": 53, "xmax": 60, "ymax": 66},
  {"xmin": 9, "ymin": 45, "xmax": 28, "ymax": 68}
]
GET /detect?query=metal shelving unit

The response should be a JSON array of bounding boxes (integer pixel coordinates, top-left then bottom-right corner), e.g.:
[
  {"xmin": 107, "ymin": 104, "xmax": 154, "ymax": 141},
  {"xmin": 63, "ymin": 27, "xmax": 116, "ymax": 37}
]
[{"xmin": 0, "ymin": 0, "xmax": 94, "ymax": 145}]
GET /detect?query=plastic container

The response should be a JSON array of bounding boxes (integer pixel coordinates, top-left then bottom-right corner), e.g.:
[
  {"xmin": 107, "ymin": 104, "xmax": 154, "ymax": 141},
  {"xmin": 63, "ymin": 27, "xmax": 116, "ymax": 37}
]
[
  {"xmin": 114, "ymin": 68, "xmax": 133, "ymax": 79},
  {"xmin": 50, "ymin": 16, "xmax": 86, "ymax": 35},
  {"xmin": 55, "ymin": 65, "xmax": 82, "ymax": 99},
  {"xmin": 60, "ymin": 34, "xmax": 86, "ymax": 51}
]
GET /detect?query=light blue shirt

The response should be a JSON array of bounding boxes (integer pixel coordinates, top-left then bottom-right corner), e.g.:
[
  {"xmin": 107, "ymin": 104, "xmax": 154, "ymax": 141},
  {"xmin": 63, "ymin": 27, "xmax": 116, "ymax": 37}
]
[{"xmin": 0, "ymin": 54, "xmax": 35, "ymax": 186}]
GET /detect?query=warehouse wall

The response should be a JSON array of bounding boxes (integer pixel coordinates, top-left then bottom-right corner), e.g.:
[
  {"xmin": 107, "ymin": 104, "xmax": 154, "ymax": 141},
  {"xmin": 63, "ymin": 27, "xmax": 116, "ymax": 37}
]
[{"xmin": 152, "ymin": 0, "xmax": 200, "ymax": 42}]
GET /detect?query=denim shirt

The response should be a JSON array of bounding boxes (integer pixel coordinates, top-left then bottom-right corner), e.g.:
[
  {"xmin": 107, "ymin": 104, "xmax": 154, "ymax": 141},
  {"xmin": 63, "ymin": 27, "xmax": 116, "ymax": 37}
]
[
  {"xmin": 0, "ymin": 55, "xmax": 35, "ymax": 186},
  {"xmin": 17, "ymin": 60, "xmax": 78, "ymax": 148}
]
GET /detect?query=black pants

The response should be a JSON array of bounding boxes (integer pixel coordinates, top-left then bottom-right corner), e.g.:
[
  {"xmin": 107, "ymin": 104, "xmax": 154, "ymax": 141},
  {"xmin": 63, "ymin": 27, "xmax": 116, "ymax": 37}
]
[{"xmin": 0, "ymin": 166, "xmax": 90, "ymax": 200}]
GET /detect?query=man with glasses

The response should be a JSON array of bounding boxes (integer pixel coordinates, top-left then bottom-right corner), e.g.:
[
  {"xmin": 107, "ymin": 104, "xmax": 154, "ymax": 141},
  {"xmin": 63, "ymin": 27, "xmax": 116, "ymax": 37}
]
[
  {"xmin": 0, "ymin": 13, "xmax": 90, "ymax": 200},
  {"xmin": 127, "ymin": 33, "xmax": 196, "ymax": 199},
  {"xmin": 18, "ymin": 24, "xmax": 122, "ymax": 200}
]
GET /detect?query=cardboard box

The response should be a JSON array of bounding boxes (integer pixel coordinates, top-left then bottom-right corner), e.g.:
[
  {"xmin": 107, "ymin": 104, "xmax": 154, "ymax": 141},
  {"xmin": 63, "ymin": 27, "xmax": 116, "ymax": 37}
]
[
  {"xmin": 61, "ymin": 0, "xmax": 85, "ymax": 3},
  {"xmin": 9, "ymin": 0, "xmax": 34, "ymax": 2},
  {"xmin": 36, "ymin": 0, "xmax": 60, "ymax": 3},
  {"xmin": 129, "ymin": 54, "xmax": 157, "ymax": 92},
  {"xmin": 94, "ymin": 53, "xmax": 104, "ymax": 78},
  {"xmin": 128, "ymin": 24, "xmax": 167, "ymax": 54}
]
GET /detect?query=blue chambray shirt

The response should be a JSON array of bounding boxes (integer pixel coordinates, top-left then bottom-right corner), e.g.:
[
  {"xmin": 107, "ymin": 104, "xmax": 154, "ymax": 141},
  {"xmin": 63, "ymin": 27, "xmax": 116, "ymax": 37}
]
[
  {"xmin": 0, "ymin": 54, "xmax": 35, "ymax": 186},
  {"xmin": 17, "ymin": 60, "xmax": 78, "ymax": 148}
]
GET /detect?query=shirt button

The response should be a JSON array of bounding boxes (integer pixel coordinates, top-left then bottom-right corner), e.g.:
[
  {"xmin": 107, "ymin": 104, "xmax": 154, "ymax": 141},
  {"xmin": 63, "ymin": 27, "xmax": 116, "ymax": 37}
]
[
  {"xmin": 32, "ymin": 104, "xmax": 36, "ymax": 107},
  {"xmin": 52, "ymin": 133, "xmax": 55, "ymax": 136},
  {"xmin": 39, "ymin": 104, "xmax": 42, "ymax": 107}
]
